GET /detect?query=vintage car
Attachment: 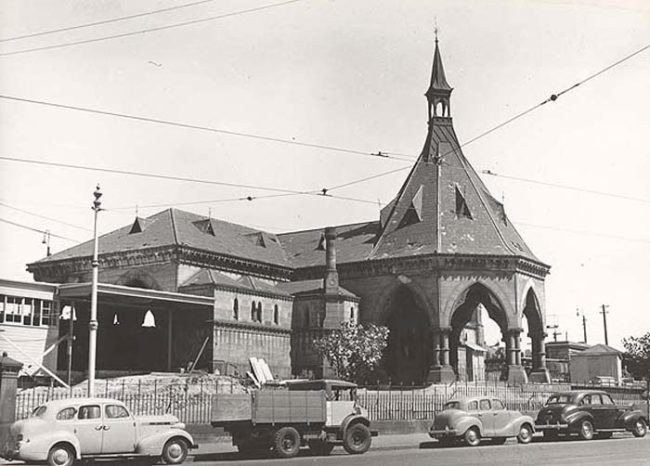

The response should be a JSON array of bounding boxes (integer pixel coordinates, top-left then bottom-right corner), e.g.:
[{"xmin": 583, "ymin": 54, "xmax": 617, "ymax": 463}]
[
  {"xmin": 2, "ymin": 397, "xmax": 195, "ymax": 466},
  {"xmin": 535, "ymin": 390, "xmax": 648, "ymax": 440},
  {"xmin": 429, "ymin": 397, "xmax": 535, "ymax": 447}
]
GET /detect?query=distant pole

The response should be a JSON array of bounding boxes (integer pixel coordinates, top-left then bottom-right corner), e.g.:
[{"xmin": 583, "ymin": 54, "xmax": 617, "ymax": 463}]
[
  {"xmin": 576, "ymin": 308, "xmax": 587, "ymax": 344},
  {"xmin": 88, "ymin": 185, "xmax": 102, "ymax": 397},
  {"xmin": 600, "ymin": 304, "xmax": 609, "ymax": 346}
]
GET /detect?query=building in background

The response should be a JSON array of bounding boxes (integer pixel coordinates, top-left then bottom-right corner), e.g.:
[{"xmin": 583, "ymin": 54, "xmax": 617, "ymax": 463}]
[{"xmin": 569, "ymin": 344, "xmax": 623, "ymax": 385}]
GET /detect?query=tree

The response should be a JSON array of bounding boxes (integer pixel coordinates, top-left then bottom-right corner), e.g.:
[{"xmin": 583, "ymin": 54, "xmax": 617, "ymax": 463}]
[
  {"xmin": 313, "ymin": 321, "xmax": 389, "ymax": 382},
  {"xmin": 622, "ymin": 332, "xmax": 650, "ymax": 380}
]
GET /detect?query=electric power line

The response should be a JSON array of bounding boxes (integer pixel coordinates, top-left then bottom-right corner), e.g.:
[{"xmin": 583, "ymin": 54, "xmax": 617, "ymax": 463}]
[
  {"xmin": 0, "ymin": 200, "xmax": 92, "ymax": 231},
  {"xmin": 514, "ymin": 220, "xmax": 650, "ymax": 244},
  {"xmin": 0, "ymin": 0, "xmax": 220, "ymax": 43},
  {"xmin": 0, "ymin": 95, "xmax": 409, "ymax": 162},
  {"xmin": 0, "ymin": 0, "xmax": 307, "ymax": 57},
  {"xmin": 0, "ymin": 217, "xmax": 79, "ymax": 242}
]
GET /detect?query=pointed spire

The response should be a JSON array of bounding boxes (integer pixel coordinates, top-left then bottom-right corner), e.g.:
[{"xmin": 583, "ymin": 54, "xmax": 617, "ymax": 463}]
[{"xmin": 426, "ymin": 35, "xmax": 452, "ymax": 97}]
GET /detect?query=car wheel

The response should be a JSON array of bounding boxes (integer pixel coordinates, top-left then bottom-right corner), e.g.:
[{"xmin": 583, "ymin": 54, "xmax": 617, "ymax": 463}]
[
  {"xmin": 343, "ymin": 423, "xmax": 372, "ymax": 455},
  {"xmin": 517, "ymin": 423, "xmax": 533, "ymax": 444},
  {"xmin": 273, "ymin": 427, "xmax": 301, "ymax": 458},
  {"xmin": 308, "ymin": 440, "xmax": 334, "ymax": 456},
  {"xmin": 463, "ymin": 427, "xmax": 481, "ymax": 447},
  {"xmin": 161, "ymin": 438, "xmax": 189, "ymax": 465},
  {"xmin": 632, "ymin": 419, "xmax": 647, "ymax": 438},
  {"xmin": 578, "ymin": 420, "xmax": 594, "ymax": 441},
  {"xmin": 47, "ymin": 443, "xmax": 75, "ymax": 466}
]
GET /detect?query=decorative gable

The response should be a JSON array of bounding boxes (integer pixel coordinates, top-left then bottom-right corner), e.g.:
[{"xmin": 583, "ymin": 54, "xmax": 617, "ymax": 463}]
[
  {"xmin": 129, "ymin": 217, "xmax": 150, "ymax": 234},
  {"xmin": 398, "ymin": 185, "xmax": 424, "ymax": 229},
  {"xmin": 192, "ymin": 219, "xmax": 215, "ymax": 236}
]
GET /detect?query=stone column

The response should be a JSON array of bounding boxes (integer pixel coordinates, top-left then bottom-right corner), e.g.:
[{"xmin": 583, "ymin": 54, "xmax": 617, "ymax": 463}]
[
  {"xmin": 529, "ymin": 331, "xmax": 551, "ymax": 383},
  {"xmin": 0, "ymin": 352, "xmax": 23, "ymax": 453},
  {"xmin": 427, "ymin": 328, "xmax": 455, "ymax": 384},
  {"xmin": 506, "ymin": 328, "xmax": 528, "ymax": 385}
]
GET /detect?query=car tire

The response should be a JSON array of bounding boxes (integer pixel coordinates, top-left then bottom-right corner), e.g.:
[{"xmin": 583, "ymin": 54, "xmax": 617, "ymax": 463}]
[
  {"xmin": 308, "ymin": 440, "xmax": 334, "ymax": 456},
  {"xmin": 632, "ymin": 419, "xmax": 647, "ymax": 438},
  {"xmin": 343, "ymin": 423, "xmax": 372, "ymax": 455},
  {"xmin": 273, "ymin": 427, "xmax": 301, "ymax": 459},
  {"xmin": 47, "ymin": 443, "xmax": 75, "ymax": 466},
  {"xmin": 578, "ymin": 420, "xmax": 594, "ymax": 441},
  {"xmin": 463, "ymin": 427, "xmax": 481, "ymax": 447},
  {"xmin": 517, "ymin": 423, "xmax": 533, "ymax": 444},
  {"xmin": 161, "ymin": 437, "xmax": 189, "ymax": 465}
]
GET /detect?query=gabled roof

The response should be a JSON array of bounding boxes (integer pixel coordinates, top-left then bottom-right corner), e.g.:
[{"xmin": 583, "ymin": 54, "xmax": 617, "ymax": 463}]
[
  {"xmin": 179, "ymin": 269, "xmax": 292, "ymax": 297},
  {"xmin": 30, "ymin": 209, "xmax": 291, "ymax": 268},
  {"xmin": 276, "ymin": 278, "xmax": 358, "ymax": 299},
  {"xmin": 577, "ymin": 344, "xmax": 622, "ymax": 355}
]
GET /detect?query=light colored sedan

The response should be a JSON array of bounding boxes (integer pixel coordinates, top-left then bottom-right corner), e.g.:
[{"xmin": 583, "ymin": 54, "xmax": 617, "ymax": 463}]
[
  {"xmin": 2, "ymin": 397, "xmax": 195, "ymax": 466},
  {"xmin": 429, "ymin": 397, "xmax": 535, "ymax": 447}
]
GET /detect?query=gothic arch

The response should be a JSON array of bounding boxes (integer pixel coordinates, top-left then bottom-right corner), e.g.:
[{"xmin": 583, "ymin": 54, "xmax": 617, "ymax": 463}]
[
  {"xmin": 443, "ymin": 281, "xmax": 515, "ymax": 330},
  {"xmin": 115, "ymin": 270, "xmax": 161, "ymax": 290},
  {"xmin": 522, "ymin": 287, "xmax": 544, "ymax": 335},
  {"xmin": 376, "ymin": 275, "xmax": 436, "ymax": 326}
]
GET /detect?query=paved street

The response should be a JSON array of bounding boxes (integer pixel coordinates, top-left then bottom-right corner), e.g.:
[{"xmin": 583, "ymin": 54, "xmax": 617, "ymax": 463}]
[
  {"xmin": 186, "ymin": 435, "xmax": 649, "ymax": 466},
  {"xmin": 3, "ymin": 433, "xmax": 649, "ymax": 465}
]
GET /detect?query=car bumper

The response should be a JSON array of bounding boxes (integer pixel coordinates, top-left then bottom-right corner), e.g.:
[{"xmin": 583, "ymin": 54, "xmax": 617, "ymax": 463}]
[
  {"xmin": 535, "ymin": 423, "xmax": 569, "ymax": 430},
  {"xmin": 429, "ymin": 429, "xmax": 458, "ymax": 439}
]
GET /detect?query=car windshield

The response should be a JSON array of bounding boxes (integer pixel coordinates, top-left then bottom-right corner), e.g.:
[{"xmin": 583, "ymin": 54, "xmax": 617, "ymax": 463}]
[
  {"xmin": 546, "ymin": 394, "xmax": 573, "ymax": 405},
  {"xmin": 444, "ymin": 401, "xmax": 461, "ymax": 410},
  {"xmin": 30, "ymin": 406, "xmax": 47, "ymax": 418}
]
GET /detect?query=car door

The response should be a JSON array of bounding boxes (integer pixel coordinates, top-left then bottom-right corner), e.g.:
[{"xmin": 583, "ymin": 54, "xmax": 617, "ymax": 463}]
[
  {"xmin": 490, "ymin": 399, "xmax": 512, "ymax": 437},
  {"xmin": 599, "ymin": 393, "xmax": 619, "ymax": 429},
  {"xmin": 584, "ymin": 394, "xmax": 606, "ymax": 429},
  {"xmin": 477, "ymin": 399, "xmax": 494, "ymax": 436},
  {"xmin": 75, "ymin": 404, "xmax": 104, "ymax": 454},
  {"xmin": 102, "ymin": 403, "xmax": 137, "ymax": 454}
]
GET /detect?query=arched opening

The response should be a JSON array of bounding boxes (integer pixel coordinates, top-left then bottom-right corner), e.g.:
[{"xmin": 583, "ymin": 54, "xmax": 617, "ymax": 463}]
[
  {"xmin": 450, "ymin": 283, "xmax": 508, "ymax": 382},
  {"xmin": 384, "ymin": 285, "xmax": 432, "ymax": 385},
  {"xmin": 522, "ymin": 288, "xmax": 547, "ymax": 379}
]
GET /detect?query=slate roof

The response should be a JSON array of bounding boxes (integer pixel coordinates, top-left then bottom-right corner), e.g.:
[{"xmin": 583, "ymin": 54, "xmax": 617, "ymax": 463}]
[
  {"xmin": 426, "ymin": 39, "xmax": 453, "ymax": 95},
  {"xmin": 276, "ymin": 279, "xmax": 358, "ymax": 299},
  {"xmin": 31, "ymin": 209, "xmax": 291, "ymax": 268},
  {"xmin": 576, "ymin": 344, "xmax": 622, "ymax": 355},
  {"xmin": 179, "ymin": 269, "xmax": 292, "ymax": 297}
]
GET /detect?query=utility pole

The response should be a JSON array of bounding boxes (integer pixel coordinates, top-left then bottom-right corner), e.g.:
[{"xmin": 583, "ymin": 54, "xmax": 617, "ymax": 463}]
[
  {"xmin": 576, "ymin": 308, "xmax": 587, "ymax": 344},
  {"xmin": 600, "ymin": 304, "xmax": 609, "ymax": 346},
  {"xmin": 88, "ymin": 185, "xmax": 102, "ymax": 397}
]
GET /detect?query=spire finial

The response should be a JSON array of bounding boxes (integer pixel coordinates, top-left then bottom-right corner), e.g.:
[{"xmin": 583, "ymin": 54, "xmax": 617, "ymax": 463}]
[{"xmin": 434, "ymin": 18, "xmax": 439, "ymax": 44}]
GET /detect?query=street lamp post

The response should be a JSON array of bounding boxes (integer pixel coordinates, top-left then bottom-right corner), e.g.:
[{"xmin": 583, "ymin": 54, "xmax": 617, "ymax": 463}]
[{"xmin": 88, "ymin": 185, "xmax": 102, "ymax": 397}]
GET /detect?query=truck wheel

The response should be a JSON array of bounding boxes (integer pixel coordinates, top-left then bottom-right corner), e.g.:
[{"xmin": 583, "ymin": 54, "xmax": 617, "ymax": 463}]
[
  {"xmin": 47, "ymin": 443, "xmax": 75, "ymax": 466},
  {"xmin": 161, "ymin": 438, "xmax": 188, "ymax": 464},
  {"xmin": 517, "ymin": 423, "xmax": 533, "ymax": 444},
  {"xmin": 273, "ymin": 427, "xmax": 301, "ymax": 459},
  {"xmin": 578, "ymin": 420, "xmax": 594, "ymax": 441},
  {"xmin": 463, "ymin": 427, "xmax": 481, "ymax": 447},
  {"xmin": 632, "ymin": 419, "xmax": 647, "ymax": 438},
  {"xmin": 308, "ymin": 440, "xmax": 334, "ymax": 456},
  {"xmin": 343, "ymin": 423, "xmax": 372, "ymax": 455}
]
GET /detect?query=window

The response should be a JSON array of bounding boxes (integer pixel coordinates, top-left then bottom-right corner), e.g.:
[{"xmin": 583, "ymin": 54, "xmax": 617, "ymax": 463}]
[
  {"xmin": 56, "ymin": 407, "xmax": 77, "ymax": 421},
  {"xmin": 350, "ymin": 307, "xmax": 355, "ymax": 321},
  {"xmin": 22, "ymin": 299, "xmax": 33, "ymax": 325},
  {"xmin": 601, "ymin": 394, "xmax": 615, "ymax": 405},
  {"xmin": 273, "ymin": 304, "xmax": 279, "ymax": 325},
  {"xmin": 492, "ymin": 399, "xmax": 505, "ymax": 410},
  {"xmin": 444, "ymin": 401, "xmax": 461, "ymax": 410},
  {"xmin": 479, "ymin": 399, "xmax": 491, "ymax": 410},
  {"xmin": 32, "ymin": 300, "xmax": 41, "ymax": 326},
  {"xmin": 0, "ymin": 296, "xmax": 54, "ymax": 327},
  {"xmin": 41, "ymin": 300, "xmax": 54, "ymax": 326},
  {"xmin": 251, "ymin": 301, "xmax": 256, "ymax": 321},
  {"xmin": 589, "ymin": 395, "xmax": 602, "ymax": 405},
  {"xmin": 233, "ymin": 298, "xmax": 239, "ymax": 320},
  {"xmin": 4, "ymin": 296, "xmax": 21, "ymax": 323},
  {"xmin": 31, "ymin": 406, "xmax": 47, "ymax": 418},
  {"xmin": 78, "ymin": 405, "xmax": 101, "ymax": 420},
  {"xmin": 105, "ymin": 405, "xmax": 129, "ymax": 419},
  {"xmin": 256, "ymin": 302, "xmax": 263, "ymax": 322},
  {"xmin": 467, "ymin": 401, "xmax": 478, "ymax": 411},
  {"xmin": 455, "ymin": 186, "xmax": 472, "ymax": 219}
]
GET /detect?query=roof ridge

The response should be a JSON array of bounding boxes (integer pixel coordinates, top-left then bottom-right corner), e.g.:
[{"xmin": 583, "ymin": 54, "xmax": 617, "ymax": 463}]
[
  {"xmin": 169, "ymin": 208, "xmax": 179, "ymax": 245},
  {"xmin": 276, "ymin": 219, "xmax": 379, "ymax": 237}
]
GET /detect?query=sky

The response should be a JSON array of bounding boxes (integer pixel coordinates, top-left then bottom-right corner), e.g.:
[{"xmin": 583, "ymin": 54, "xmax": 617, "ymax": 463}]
[{"xmin": 1, "ymin": 0, "xmax": 649, "ymax": 350}]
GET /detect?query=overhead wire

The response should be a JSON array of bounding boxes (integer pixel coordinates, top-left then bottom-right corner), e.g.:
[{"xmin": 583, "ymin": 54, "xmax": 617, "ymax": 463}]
[
  {"xmin": 513, "ymin": 221, "xmax": 650, "ymax": 244},
  {"xmin": 0, "ymin": 200, "xmax": 92, "ymax": 231},
  {"xmin": 0, "ymin": 217, "xmax": 79, "ymax": 242},
  {"xmin": 0, "ymin": 0, "xmax": 220, "ymax": 43},
  {"xmin": 0, "ymin": 0, "xmax": 308, "ymax": 58},
  {"xmin": 0, "ymin": 95, "xmax": 410, "ymax": 162}
]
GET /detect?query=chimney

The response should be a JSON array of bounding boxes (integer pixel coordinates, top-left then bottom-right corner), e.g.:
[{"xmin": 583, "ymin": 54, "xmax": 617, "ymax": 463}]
[{"xmin": 324, "ymin": 227, "xmax": 339, "ymax": 295}]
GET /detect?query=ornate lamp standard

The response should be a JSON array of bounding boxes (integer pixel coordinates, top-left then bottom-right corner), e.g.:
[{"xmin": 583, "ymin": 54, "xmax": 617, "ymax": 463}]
[{"xmin": 88, "ymin": 185, "xmax": 102, "ymax": 397}]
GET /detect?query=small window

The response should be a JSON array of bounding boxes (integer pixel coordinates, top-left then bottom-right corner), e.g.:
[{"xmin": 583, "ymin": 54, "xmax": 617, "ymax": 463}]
[
  {"xmin": 273, "ymin": 304, "xmax": 279, "ymax": 325},
  {"xmin": 251, "ymin": 301, "xmax": 256, "ymax": 321},
  {"xmin": 78, "ymin": 405, "xmax": 101, "ymax": 420},
  {"xmin": 41, "ymin": 300, "xmax": 53, "ymax": 326},
  {"xmin": 105, "ymin": 405, "xmax": 130, "ymax": 419},
  {"xmin": 492, "ymin": 399, "xmax": 505, "ymax": 410},
  {"xmin": 589, "ymin": 395, "xmax": 602, "ymax": 405},
  {"xmin": 467, "ymin": 401, "xmax": 478, "ymax": 411},
  {"xmin": 31, "ymin": 406, "xmax": 47, "ymax": 418},
  {"xmin": 233, "ymin": 298, "xmax": 239, "ymax": 320},
  {"xmin": 479, "ymin": 399, "xmax": 491, "ymax": 410},
  {"xmin": 455, "ymin": 186, "xmax": 472, "ymax": 219},
  {"xmin": 32, "ymin": 300, "xmax": 42, "ymax": 326},
  {"xmin": 56, "ymin": 407, "xmax": 77, "ymax": 421},
  {"xmin": 350, "ymin": 307, "xmax": 355, "ymax": 322},
  {"xmin": 601, "ymin": 394, "xmax": 615, "ymax": 405}
]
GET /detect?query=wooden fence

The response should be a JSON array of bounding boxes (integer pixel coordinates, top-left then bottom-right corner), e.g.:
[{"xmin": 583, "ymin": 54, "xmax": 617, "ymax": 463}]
[{"xmin": 15, "ymin": 379, "xmax": 647, "ymax": 424}]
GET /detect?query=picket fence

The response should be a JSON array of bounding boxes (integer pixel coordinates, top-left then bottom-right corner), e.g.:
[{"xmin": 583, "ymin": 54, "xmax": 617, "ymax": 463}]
[{"xmin": 15, "ymin": 379, "xmax": 647, "ymax": 424}]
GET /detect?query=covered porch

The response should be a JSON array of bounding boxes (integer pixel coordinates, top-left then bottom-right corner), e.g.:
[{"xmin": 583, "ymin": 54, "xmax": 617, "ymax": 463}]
[{"xmin": 57, "ymin": 283, "xmax": 213, "ymax": 373}]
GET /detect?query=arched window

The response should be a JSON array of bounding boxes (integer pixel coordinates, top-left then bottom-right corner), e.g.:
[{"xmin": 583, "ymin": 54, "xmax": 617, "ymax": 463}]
[
  {"xmin": 350, "ymin": 307, "xmax": 355, "ymax": 322},
  {"xmin": 233, "ymin": 298, "xmax": 239, "ymax": 320},
  {"xmin": 251, "ymin": 301, "xmax": 256, "ymax": 321},
  {"xmin": 273, "ymin": 304, "xmax": 279, "ymax": 325},
  {"xmin": 257, "ymin": 302, "xmax": 263, "ymax": 322}
]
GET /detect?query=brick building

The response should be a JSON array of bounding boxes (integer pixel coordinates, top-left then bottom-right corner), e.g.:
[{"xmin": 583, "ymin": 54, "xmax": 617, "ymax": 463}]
[{"xmin": 25, "ymin": 40, "xmax": 551, "ymax": 384}]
